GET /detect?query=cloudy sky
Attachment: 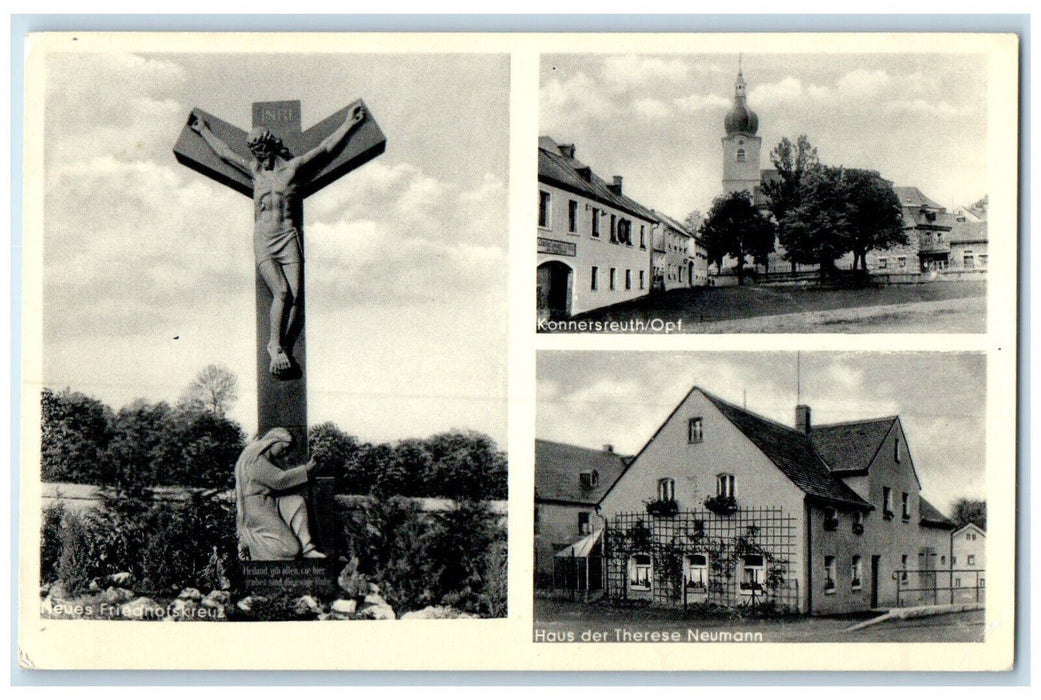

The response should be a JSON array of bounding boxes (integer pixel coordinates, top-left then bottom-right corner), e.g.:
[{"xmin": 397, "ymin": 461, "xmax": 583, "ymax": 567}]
[
  {"xmin": 536, "ymin": 352, "xmax": 985, "ymax": 514},
  {"xmin": 540, "ymin": 52, "xmax": 988, "ymax": 222},
  {"xmin": 40, "ymin": 51, "xmax": 509, "ymax": 446}
]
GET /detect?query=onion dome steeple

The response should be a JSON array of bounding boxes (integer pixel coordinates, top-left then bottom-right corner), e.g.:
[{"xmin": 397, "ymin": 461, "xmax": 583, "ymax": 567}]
[{"xmin": 724, "ymin": 58, "xmax": 759, "ymax": 136}]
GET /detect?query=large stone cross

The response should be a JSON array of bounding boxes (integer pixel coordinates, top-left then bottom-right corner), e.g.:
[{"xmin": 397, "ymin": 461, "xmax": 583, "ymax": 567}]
[{"xmin": 174, "ymin": 99, "xmax": 386, "ymax": 465}]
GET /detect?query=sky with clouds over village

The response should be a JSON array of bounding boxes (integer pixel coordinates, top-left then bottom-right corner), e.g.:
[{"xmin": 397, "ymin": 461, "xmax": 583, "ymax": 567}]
[
  {"xmin": 41, "ymin": 51, "xmax": 509, "ymax": 446},
  {"xmin": 536, "ymin": 352, "xmax": 985, "ymax": 514},
  {"xmin": 541, "ymin": 52, "xmax": 988, "ymax": 222}
]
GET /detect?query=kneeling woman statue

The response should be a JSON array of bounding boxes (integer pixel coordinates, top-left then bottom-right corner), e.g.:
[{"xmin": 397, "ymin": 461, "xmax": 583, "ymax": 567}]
[{"xmin": 234, "ymin": 427, "xmax": 325, "ymax": 560}]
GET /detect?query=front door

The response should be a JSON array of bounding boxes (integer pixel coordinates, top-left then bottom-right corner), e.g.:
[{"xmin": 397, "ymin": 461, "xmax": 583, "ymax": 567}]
[
  {"xmin": 536, "ymin": 261, "xmax": 573, "ymax": 321},
  {"xmin": 870, "ymin": 555, "xmax": 881, "ymax": 608}
]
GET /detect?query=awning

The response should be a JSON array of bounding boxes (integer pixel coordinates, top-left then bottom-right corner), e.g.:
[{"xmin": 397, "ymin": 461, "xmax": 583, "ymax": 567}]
[{"xmin": 554, "ymin": 529, "xmax": 602, "ymax": 559}]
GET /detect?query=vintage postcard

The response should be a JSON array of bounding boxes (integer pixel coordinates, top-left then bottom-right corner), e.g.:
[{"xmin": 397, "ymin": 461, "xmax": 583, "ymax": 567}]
[{"xmin": 16, "ymin": 31, "xmax": 1017, "ymax": 672}]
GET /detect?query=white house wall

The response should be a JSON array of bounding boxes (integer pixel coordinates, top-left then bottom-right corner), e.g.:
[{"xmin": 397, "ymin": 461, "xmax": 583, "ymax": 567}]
[
  {"xmin": 537, "ymin": 181, "xmax": 653, "ymax": 316},
  {"xmin": 600, "ymin": 389, "xmax": 809, "ymax": 611}
]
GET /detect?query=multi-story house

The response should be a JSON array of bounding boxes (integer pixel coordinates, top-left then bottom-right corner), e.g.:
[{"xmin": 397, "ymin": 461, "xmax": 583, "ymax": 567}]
[
  {"xmin": 651, "ymin": 211, "xmax": 695, "ymax": 292},
  {"xmin": 594, "ymin": 386, "xmax": 955, "ymax": 615},
  {"xmin": 534, "ymin": 439, "xmax": 627, "ymax": 588},
  {"xmin": 537, "ymin": 137, "xmax": 656, "ymax": 321}
]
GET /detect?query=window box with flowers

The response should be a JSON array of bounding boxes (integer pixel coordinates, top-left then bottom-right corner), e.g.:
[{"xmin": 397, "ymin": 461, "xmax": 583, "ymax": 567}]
[
  {"xmin": 645, "ymin": 499, "xmax": 679, "ymax": 517},
  {"xmin": 704, "ymin": 494, "xmax": 738, "ymax": 516}
]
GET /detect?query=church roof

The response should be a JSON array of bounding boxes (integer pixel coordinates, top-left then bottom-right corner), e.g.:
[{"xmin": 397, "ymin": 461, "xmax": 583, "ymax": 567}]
[
  {"xmin": 538, "ymin": 136, "xmax": 658, "ymax": 223},
  {"xmin": 535, "ymin": 438, "xmax": 628, "ymax": 506},
  {"xmin": 724, "ymin": 68, "xmax": 759, "ymax": 136}
]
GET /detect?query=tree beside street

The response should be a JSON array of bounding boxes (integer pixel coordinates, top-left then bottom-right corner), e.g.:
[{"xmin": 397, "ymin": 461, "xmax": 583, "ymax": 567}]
[{"xmin": 699, "ymin": 190, "xmax": 776, "ymax": 284}]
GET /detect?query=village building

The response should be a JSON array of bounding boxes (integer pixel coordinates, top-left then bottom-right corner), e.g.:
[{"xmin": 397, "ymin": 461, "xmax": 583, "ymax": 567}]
[
  {"xmin": 651, "ymin": 210, "xmax": 700, "ymax": 291},
  {"xmin": 534, "ymin": 439, "xmax": 627, "ymax": 590},
  {"xmin": 576, "ymin": 386, "xmax": 957, "ymax": 615},
  {"xmin": 537, "ymin": 137, "xmax": 656, "ymax": 321},
  {"xmin": 951, "ymin": 522, "xmax": 986, "ymax": 593}
]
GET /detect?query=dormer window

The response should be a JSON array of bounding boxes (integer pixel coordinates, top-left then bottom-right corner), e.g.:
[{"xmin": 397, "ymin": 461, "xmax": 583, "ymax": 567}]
[
  {"xmin": 579, "ymin": 470, "xmax": 599, "ymax": 490},
  {"xmin": 688, "ymin": 417, "xmax": 703, "ymax": 443}
]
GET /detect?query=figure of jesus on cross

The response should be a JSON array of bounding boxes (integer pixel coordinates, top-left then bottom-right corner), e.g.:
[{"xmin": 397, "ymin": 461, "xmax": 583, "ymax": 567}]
[{"xmin": 189, "ymin": 105, "xmax": 364, "ymax": 375}]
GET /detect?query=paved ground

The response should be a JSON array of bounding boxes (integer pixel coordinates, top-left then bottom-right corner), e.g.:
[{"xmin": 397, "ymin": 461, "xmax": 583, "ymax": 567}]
[
  {"xmin": 553, "ymin": 280, "xmax": 986, "ymax": 334},
  {"xmin": 533, "ymin": 598, "xmax": 985, "ymax": 643}
]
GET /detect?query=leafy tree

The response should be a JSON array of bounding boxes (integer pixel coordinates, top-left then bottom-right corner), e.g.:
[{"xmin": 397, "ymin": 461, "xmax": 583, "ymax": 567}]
[
  {"xmin": 425, "ymin": 430, "xmax": 508, "ymax": 500},
  {"xmin": 778, "ymin": 166, "xmax": 855, "ymax": 278},
  {"xmin": 683, "ymin": 209, "xmax": 704, "ymax": 235},
  {"xmin": 841, "ymin": 168, "xmax": 906, "ymax": 272},
  {"xmin": 952, "ymin": 498, "xmax": 986, "ymax": 531},
  {"xmin": 699, "ymin": 191, "xmax": 776, "ymax": 284},
  {"xmin": 971, "ymin": 195, "xmax": 988, "ymax": 214},
  {"xmin": 165, "ymin": 410, "xmax": 245, "ymax": 488},
  {"xmin": 104, "ymin": 399, "xmax": 175, "ymax": 494},
  {"xmin": 390, "ymin": 438, "xmax": 434, "ymax": 497},
  {"xmin": 762, "ymin": 136, "xmax": 819, "ymax": 224},
  {"xmin": 779, "ymin": 166, "xmax": 905, "ymax": 278},
  {"xmin": 41, "ymin": 388, "xmax": 114, "ymax": 483},
  {"xmin": 309, "ymin": 422, "xmax": 362, "ymax": 491},
  {"xmin": 178, "ymin": 364, "xmax": 238, "ymax": 417}
]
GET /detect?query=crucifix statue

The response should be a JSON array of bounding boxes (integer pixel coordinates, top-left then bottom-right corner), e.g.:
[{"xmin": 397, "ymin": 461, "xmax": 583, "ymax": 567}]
[{"xmin": 174, "ymin": 99, "xmax": 385, "ymax": 561}]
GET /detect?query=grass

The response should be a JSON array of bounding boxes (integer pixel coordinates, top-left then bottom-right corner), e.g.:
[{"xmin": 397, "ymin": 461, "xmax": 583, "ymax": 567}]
[{"xmin": 546, "ymin": 280, "xmax": 986, "ymax": 333}]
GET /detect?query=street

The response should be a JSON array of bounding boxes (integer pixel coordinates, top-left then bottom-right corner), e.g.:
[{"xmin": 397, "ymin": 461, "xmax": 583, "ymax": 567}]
[{"xmin": 533, "ymin": 598, "xmax": 985, "ymax": 643}]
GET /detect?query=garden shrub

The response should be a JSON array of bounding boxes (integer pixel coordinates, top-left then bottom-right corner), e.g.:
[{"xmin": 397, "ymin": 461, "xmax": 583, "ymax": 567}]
[{"xmin": 40, "ymin": 502, "xmax": 65, "ymax": 585}]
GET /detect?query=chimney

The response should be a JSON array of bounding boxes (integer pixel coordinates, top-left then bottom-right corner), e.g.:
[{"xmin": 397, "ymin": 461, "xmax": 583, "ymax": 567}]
[
  {"xmin": 608, "ymin": 175, "xmax": 623, "ymax": 195},
  {"xmin": 603, "ymin": 444, "xmax": 614, "ymax": 453},
  {"xmin": 796, "ymin": 405, "xmax": 811, "ymax": 434},
  {"xmin": 558, "ymin": 143, "xmax": 576, "ymax": 159}
]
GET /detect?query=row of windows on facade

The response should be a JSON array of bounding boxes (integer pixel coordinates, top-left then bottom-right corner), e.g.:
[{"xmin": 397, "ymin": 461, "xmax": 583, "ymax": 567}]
[
  {"xmin": 539, "ymin": 190, "xmax": 648, "ymax": 248},
  {"xmin": 626, "ymin": 552, "xmax": 771, "ymax": 595},
  {"xmin": 628, "ymin": 551, "xmax": 982, "ymax": 595},
  {"xmin": 590, "ymin": 266, "xmax": 645, "ymax": 292},
  {"xmin": 878, "ymin": 253, "xmax": 987, "ymax": 270},
  {"xmin": 653, "ymin": 473, "xmax": 733, "ymax": 503}
]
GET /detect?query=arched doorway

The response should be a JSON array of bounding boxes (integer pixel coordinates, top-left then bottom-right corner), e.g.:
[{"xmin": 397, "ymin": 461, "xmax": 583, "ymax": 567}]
[{"xmin": 537, "ymin": 261, "xmax": 573, "ymax": 322}]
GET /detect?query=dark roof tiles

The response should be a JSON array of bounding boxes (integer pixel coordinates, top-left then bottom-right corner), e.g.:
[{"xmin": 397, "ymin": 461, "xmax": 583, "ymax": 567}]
[
  {"xmin": 810, "ymin": 417, "xmax": 898, "ymax": 474},
  {"xmin": 538, "ymin": 136, "xmax": 658, "ymax": 223},
  {"xmin": 535, "ymin": 439, "xmax": 628, "ymax": 505},
  {"xmin": 701, "ymin": 389, "xmax": 872, "ymax": 510}
]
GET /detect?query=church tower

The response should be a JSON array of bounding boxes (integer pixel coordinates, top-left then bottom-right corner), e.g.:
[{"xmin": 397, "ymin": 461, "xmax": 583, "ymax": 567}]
[{"xmin": 722, "ymin": 59, "xmax": 762, "ymax": 196}]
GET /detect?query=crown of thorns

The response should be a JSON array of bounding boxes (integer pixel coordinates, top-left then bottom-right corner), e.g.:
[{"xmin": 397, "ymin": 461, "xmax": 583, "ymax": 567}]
[{"xmin": 246, "ymin": 126, "xmax": 282, "ymax": 150}]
